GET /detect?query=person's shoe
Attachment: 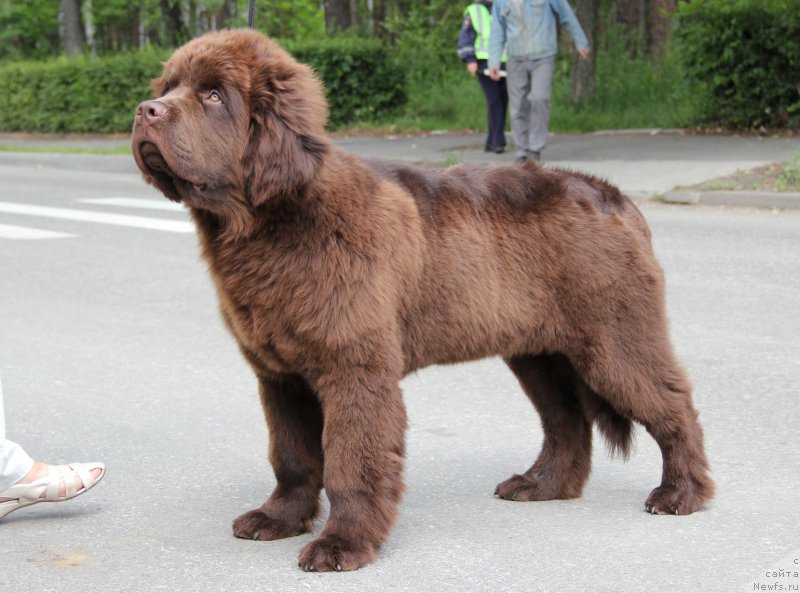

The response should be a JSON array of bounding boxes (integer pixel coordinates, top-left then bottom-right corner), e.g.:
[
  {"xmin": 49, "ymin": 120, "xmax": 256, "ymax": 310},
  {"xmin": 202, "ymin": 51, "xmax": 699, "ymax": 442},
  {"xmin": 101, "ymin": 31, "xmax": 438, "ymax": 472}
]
[
  {"xmin": 515, "ymin": 151, "xmax": 541, "ymax": 164},
  {"xmin": 0, "ymin": 462, "xmax": 105, "ymax": 519},
  {"xmin": 485, "ymin": 144, "xmax": 506, "ymax": 154}
]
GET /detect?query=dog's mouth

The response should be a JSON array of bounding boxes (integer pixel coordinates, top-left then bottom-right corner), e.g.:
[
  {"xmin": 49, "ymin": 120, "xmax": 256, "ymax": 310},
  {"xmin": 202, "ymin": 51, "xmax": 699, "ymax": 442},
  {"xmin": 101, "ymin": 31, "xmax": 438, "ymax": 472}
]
[{"xmin": 136, "ymin": 141, "xmax": 206, "ymax": 202}]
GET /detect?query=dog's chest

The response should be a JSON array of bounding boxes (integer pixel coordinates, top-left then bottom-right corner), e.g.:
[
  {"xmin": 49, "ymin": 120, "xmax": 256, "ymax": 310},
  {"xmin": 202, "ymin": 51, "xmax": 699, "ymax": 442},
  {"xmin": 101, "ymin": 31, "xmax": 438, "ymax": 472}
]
[
  {"xmin": 210, "ymin": 250, "xmax": 315, "ymax": 375},
  {"xmin": 217, "ymin": 284, "xmax": 297, "ymax": 374}
]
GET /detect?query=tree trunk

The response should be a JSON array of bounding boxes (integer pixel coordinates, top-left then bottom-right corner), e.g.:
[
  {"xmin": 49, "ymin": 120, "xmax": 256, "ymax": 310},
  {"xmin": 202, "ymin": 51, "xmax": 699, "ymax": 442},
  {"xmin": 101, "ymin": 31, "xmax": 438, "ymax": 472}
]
[
  {"xmin": 60, "ymin": 0, "xmax": 86, "ymax": 57},
  {"xmin": 373, "ymin": 0, "xmax": 387, "ymax": 35},
  {"xmin": 83, "ymin": 0, "xmax": 96, "ymax": 56},
  {"xmin": 570, "ymin": 0, "xmax": 598, "ymax": 104},
  {"xmin": 218, "ymin": 0, "xmax": 237, "ymax": 29},
  {"xmin": 325, "ymin": 0, "xmax": 351, "ymax": 32},
  {"xmin": 160, "ymin": 0, "xmax": 188, "ymax": 46},
  {"xmin": 366, "ymin": 0, "xmax": 375, "ymax": 33},
  {"xmin": 612, "ymin": 0, "xmax": 677, "ymax": 58},
  {"xmin": 648, "ymin": 0, "xmax": 677, "ymax": 60}
]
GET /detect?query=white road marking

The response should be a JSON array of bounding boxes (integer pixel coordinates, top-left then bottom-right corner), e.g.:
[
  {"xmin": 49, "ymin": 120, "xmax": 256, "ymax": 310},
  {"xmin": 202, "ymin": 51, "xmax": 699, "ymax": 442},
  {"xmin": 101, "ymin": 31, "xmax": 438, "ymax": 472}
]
[
  {"xmin": 0, "ymin": 201, "xmax": 194, "ymax": 233},
  {"xmin": 0, "ymin": 223, "xmax": 75, "ymax": 240},
  {"xmin": 78, "ymin": 197, "xmax": 184, "ymax": 211}
]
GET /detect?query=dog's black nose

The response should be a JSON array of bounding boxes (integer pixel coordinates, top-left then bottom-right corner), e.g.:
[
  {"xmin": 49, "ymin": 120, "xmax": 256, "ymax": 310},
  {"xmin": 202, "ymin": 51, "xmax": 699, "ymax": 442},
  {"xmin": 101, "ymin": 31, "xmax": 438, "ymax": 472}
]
[{"xmin": 136, "ymin": 100, "xmax": 168, "ymax": 123}]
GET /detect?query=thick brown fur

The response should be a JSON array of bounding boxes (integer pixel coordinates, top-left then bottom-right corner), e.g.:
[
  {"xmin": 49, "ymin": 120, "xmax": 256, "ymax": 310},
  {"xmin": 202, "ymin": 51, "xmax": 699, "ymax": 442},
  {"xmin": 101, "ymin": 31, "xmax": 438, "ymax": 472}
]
[{"xmin": 132, "ymin": 29, "xmax": 714, "ymax": 572}]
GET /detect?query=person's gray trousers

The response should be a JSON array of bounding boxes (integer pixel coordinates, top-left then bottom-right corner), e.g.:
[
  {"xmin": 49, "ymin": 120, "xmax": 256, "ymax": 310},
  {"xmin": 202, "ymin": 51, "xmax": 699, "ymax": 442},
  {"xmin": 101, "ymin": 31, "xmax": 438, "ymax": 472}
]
[{"xmin": 506, "ymin": 56, "xmax": 556, "ymax": 158}]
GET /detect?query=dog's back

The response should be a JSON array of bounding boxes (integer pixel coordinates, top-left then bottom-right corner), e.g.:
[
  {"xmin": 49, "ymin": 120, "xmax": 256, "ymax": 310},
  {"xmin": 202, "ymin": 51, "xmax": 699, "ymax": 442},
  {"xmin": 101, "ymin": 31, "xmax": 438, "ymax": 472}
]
[
  {"xmin": 365, "ymin": 158, "xmax": 658, "ymax": 371},
  {"xmin": 366, "ymin": 158, "xmax": 641, "ymax": 223}
]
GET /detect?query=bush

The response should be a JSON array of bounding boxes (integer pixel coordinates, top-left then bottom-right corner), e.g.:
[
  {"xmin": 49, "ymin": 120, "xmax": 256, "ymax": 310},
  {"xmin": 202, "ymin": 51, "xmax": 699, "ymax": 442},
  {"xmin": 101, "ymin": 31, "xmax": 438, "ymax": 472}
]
[
  {"xmin": 0, "ymin": 37, "xmax": 405, "ymax": 133},
  {"xmin": 677, "ymin": 0, "xmax": 800, "ymax": 129},
  {"xmin": 0, "ymin": 49, "xmax": 167, "ymax": 134},
  {"xmin": 286, "ymin": 37, "xmax": 406, "ymax": 128}
]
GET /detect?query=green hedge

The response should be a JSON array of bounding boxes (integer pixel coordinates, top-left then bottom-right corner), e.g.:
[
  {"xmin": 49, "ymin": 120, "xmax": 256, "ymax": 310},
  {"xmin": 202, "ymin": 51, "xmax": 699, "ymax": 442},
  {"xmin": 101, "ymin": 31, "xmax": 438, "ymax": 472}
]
[
  {"xmin": 677, "ymin": 0, "xmax": 800, "ymax": 129},
  {"xmin": 286, "ymin": 37, "xmax": 406, "ymax": 128},
  {"xmin": 0, "ymin": 50, "xmax": 164, "ymax": 133},
  {"xmin": 0, "ymin": 36, "xmax": 405, "ymax": 133}
]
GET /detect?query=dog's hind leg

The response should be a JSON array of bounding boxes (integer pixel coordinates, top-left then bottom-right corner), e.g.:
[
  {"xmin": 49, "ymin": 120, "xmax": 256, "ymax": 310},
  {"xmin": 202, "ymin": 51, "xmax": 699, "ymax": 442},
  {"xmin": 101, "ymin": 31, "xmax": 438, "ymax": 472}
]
[
  {"xmin": 496, "ymin": 353, "xmax": 594, "ymax": 501},
  {"xmin": 233, "ymin": 374, "xmax": 324, "ymax": 541},
  {"xmin": 572, "ymin": 336, "xmax": 715, "ymax": 515}
]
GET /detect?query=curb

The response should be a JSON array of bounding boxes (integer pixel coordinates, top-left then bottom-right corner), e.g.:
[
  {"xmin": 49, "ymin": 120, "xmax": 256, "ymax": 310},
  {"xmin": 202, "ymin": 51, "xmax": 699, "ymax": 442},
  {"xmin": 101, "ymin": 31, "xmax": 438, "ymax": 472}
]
[{"xmin": 661, "ymin": 190, "xmax": 800, "ymax": 210}]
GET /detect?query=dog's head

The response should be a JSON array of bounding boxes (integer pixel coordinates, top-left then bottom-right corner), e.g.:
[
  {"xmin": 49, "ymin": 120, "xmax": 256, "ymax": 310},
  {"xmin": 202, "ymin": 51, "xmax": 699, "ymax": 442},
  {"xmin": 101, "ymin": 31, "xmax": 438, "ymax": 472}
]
[{"xmin": 132, "ymin": 29, "xmax": 329, "ymax": 218}]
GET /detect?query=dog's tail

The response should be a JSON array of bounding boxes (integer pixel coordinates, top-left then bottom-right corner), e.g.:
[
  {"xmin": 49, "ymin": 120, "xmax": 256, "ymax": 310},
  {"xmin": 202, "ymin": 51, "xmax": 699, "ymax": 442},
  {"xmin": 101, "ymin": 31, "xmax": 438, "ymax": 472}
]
[{"xmin": 594, "ymin": 400, "xmax": 634, "ymax": 460}]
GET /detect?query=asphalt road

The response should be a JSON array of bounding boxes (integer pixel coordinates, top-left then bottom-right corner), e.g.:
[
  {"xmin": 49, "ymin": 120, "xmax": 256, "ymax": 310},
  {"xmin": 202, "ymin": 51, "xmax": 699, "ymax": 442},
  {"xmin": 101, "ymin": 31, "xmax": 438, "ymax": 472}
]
[{"xmin": 1, "ymin": 157, "xmax": 799, "ymax": 593}]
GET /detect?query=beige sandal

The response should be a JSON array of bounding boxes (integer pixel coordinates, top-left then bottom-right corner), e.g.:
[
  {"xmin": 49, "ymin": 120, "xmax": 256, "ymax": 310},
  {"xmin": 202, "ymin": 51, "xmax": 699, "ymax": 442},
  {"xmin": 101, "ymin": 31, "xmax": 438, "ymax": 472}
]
[{"xmin": 0, "ymin": 462, "xmax": 105, "ymax": 519}]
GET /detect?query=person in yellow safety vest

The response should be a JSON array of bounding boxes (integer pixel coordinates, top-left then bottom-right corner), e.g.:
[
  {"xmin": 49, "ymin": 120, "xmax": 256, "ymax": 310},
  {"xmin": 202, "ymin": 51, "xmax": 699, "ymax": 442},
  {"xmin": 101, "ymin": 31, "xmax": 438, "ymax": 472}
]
[{"xmin": 457, "ymin": 1, "xmax": 509, "ymax": 154}]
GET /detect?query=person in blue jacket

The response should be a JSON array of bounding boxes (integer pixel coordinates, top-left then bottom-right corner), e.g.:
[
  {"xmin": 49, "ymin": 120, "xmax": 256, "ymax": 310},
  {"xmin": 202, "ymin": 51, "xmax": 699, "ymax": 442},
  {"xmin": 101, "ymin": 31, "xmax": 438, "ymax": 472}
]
[
  {"xmin": 457, "ymin": 1, "xmax": 508, "ymax": 154},
  {"xmin": 488, "ymin": 0, "xmax": 590, "ymax": 163}
]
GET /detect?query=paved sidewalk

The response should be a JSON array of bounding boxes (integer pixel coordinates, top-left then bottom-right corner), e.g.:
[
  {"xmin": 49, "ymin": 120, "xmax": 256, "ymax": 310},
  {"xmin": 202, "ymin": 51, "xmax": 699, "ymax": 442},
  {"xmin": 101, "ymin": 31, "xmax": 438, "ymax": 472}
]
[{"xmin": 2, "ymin": 130, "xmax": 799, "ymax": 208}]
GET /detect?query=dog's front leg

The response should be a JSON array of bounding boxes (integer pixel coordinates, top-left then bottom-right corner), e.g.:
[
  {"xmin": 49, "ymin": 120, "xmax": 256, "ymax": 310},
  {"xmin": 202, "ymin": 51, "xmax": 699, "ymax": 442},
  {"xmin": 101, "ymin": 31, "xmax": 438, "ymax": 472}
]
[
  {"xmin": 233, "ymin": 374, "xmax": 324, "ymax": 541},
  {"xmin": 298, "ymin": 356, "xmax": 407, "ymax": 572}
]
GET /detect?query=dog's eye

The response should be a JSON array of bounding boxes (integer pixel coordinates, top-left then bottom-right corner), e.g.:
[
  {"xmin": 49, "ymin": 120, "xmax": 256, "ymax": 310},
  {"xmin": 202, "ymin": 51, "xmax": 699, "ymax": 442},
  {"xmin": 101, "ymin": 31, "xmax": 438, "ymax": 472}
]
[{"xmin": 208, "ymin": 90, "xmax": 222, "ymax": 104}]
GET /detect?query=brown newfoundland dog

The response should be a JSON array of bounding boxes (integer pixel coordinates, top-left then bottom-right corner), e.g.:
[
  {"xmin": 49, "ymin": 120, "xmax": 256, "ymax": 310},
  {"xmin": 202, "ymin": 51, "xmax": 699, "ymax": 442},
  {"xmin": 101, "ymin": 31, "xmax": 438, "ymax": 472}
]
[{"xmin": 132, "ymin": 29, "xmax": 714, "ymax": 571}]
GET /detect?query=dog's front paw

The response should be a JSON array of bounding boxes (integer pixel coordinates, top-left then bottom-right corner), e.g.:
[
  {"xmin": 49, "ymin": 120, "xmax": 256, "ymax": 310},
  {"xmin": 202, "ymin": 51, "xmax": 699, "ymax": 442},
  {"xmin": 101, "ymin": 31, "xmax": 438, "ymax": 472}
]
[
  {"xmin": 644, "ymin": 480, "xmax": 710, "ymax": 515},
  {"xmin": 298, "ymin": 534, "xmax": 376, "ymax": 572},
  {"xmin": 232, "ymin": 509, "xmax": 310, "ymax": 541},
  {"xmin": 494, "ymin": 473, "xmax": 559, "ymax": 501}
]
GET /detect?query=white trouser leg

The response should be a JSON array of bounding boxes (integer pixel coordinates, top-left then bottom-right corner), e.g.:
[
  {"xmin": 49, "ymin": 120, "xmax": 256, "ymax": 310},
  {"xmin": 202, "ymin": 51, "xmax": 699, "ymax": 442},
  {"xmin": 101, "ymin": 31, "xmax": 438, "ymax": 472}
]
[{"xmin": 0, "ymin": 375, "xmax": 35, "ymax": 491}]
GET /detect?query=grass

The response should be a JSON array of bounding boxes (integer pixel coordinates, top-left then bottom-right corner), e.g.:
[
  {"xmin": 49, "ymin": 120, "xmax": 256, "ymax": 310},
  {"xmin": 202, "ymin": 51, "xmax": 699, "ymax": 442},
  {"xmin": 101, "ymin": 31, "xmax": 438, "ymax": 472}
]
[
  {"xmin": 776, "ymin": 153, "xmax": 800, "ymax": 191},
  {"xmin": 359, "ymin": 34, "xmax": 702, "ymax": 134},
  {"xmin": 689, "ymin": 153, "xmax": 800, "ymax": 193},
  {"xmin": 550, "ymin": 47, "xmax": 701, "ymax": 132},
  {"xmin": 375, "ymin": 69, "xmax": 488, "ymax": 133}
]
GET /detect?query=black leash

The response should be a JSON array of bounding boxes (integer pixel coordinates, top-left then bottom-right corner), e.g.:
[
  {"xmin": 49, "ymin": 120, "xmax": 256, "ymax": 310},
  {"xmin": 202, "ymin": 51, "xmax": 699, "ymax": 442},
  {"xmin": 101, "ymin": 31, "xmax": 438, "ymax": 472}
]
[{"xmin": 248, "ymin": 0, "xmax": 256, "ymax": 29}]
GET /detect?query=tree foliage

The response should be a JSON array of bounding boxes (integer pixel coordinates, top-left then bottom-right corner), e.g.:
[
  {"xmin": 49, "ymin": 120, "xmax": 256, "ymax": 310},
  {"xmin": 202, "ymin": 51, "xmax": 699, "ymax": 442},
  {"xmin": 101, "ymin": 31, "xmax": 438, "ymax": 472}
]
[
  {"xmin": 0, "ymin": 0, "xmax": 325, "ymax": 60},
  {"xmin": 0, "ymin": 0, "xmax": 60, "ymax": 61},
  {"xmin": 1, "ymin": 1, "xmax": 677, "ymax": 62}
]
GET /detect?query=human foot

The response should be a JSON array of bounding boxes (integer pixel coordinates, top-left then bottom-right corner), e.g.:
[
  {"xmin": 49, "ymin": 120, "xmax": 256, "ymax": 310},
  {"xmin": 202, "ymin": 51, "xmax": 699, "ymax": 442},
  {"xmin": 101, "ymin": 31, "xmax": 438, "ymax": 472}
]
[{"xmin": 0, "ymin": 461, "xmax": 105, "ymax": 519}]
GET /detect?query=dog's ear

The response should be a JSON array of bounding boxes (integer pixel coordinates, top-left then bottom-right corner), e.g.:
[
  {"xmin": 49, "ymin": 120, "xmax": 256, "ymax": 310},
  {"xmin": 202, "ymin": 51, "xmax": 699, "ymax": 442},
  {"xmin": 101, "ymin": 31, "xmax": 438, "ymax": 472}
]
[{"xmin": 244, "ymin": 44, "xmax": 330, "ymax": 206}]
